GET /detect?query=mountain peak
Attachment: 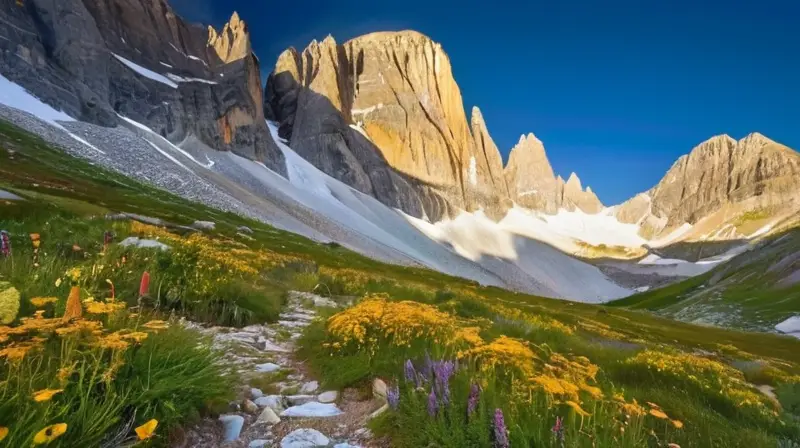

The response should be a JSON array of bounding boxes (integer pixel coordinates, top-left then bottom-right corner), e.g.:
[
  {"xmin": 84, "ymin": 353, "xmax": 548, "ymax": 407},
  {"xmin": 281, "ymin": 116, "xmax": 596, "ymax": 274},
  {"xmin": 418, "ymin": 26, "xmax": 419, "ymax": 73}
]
[{"xmin": 566, "ymin": 172, "xmax": 582, "ymax": 190}]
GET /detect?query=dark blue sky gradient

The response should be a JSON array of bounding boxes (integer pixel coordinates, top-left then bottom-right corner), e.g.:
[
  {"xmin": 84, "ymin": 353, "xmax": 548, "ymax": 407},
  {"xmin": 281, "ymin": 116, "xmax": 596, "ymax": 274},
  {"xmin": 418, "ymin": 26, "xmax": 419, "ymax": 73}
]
[{"xmin": 171, "ymin": 0, "xmax": 799, "ymax": 205}]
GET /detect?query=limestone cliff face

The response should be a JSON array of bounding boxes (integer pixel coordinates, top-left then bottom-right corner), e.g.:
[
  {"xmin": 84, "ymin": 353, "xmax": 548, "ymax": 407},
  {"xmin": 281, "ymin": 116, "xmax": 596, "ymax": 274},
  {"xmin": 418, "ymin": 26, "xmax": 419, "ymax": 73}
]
[
  {"xmin": 616, "ymin": 133, "xmax": 800, "ymax": 236},
  {"xmin": 468, "ymin": 107, "xmax": 511, "ymax": 218},
  {"xmin": 0, "ymin": 1, "xmax": 284, "ymax": 174},
  {"xmin": 266, "ymin": 31, "xmax": 511, "ymax": 221},
  {"xmin": 504, "ymin": 134, "xmax": 602, "ymax": 214}
]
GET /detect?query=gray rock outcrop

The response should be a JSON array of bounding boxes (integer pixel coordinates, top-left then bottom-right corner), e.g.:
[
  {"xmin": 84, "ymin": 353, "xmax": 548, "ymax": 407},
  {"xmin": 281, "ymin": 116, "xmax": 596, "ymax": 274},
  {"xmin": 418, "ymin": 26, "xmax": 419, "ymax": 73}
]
[{"xmin": 0, "ymin": 1, "xmax": 285, "ymax": 174}]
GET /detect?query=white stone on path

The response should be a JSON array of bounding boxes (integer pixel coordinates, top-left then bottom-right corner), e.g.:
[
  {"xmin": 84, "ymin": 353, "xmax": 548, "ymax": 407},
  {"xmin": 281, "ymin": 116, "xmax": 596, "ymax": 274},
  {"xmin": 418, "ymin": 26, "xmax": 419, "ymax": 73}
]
[
  {"xmin": 254, "ymin": 395, "xmax": 283, "ymax": 411},
  {"xmin": 218, "ymin": 414, "xmax": 244, "ymax": 442},
  {"xmin": 250, "ymin": 440, "xmax": 271, "ymax": 448},
  {"xmin": 334, "ymin": 444, "xmax": 361, "ymax": 448},
  {"xmin": 318, "ymin": 390, "xmax": 338, "ymax": 403},
  {"xmin": 261, "ymin": 339, "xmax": 291, "ymax": 352},
  {"xmin": 255, "ymin": 362, "xmax": 281, "ymax": 373},
  {"xmin": 279, "ymin": 320, "xmax": 310, "ymax": 328},
  {"xmin": 281, "ymin": 402, "xmax": 343, "ymax": 418},
  {"xmin": 281, "ymin": 428, "xmax": 330, "ymax": 448},
  {"xmin": 250, "ymin": 387, "xmax": 264, "ymax": 399},
  {"xmin": 256, "ymin": 406, "xmax": 281, "ymax": 425},
  {"xmin": 300, "ymin": 381, "xmax": 319, "ymax": 394}
]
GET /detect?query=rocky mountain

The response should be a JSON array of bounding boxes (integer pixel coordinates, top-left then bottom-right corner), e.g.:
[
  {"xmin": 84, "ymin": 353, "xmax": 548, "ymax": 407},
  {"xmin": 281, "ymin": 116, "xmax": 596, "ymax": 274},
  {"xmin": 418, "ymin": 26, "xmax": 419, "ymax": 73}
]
[
  {"xmin": 0, "ymin": 0, "xmax": 284, "ymax": 174},
  {"xmin": 265, "ymin": 31, "xmax": 603, "ymax": 221},
  {"xmin": 616, "ymin": 133, "xmax": 800, "ymax": 240}
]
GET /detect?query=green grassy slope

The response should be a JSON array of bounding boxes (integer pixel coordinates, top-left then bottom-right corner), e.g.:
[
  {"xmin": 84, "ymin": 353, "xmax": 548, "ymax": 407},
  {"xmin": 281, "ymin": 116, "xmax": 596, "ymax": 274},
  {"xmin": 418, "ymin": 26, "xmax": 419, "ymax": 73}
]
[
  {"xmin": 609, "ymin": 230, "xmax": 800, "ymax": 332},
  {"xmin": 4, "ymin": 119, "xmax": 800, "ymax": 446}
]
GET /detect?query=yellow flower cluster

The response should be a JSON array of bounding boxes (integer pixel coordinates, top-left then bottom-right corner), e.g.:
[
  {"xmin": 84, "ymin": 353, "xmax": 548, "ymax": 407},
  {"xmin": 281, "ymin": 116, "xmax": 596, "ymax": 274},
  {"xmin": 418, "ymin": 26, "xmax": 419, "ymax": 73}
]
[
  {"xmin": 492, "ymin": 304, "xmax": 575, "ymax": 336},
  {"xmin": 578, "ymin": 319, "xmax": 628, "ymax": 340},
  {"xmin": 29, "ymin": 297, "xmax": 58, "ymax": 308},
  {"xmin": 462, "ymin": 336, "xmax": 538, "ymax": 377},
  {"xmin": 625, "ymin": 350, "xmax": 774, "ymax": 415},
  {"xmin": 326, "ymin": 296, "xmax": 459, "ymax": 352}
]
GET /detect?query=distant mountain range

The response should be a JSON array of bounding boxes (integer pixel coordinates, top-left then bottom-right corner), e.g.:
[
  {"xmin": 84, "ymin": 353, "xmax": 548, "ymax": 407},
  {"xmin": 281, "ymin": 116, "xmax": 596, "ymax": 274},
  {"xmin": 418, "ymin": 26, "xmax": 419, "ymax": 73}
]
[{"xmin": 1, "ymin": 1, "xmax": 798, "ymax": 327}]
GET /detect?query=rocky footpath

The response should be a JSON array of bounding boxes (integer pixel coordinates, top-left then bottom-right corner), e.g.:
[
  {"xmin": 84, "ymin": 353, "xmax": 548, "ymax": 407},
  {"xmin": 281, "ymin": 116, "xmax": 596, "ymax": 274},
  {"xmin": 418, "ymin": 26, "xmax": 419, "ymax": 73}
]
[{"xmin": 180, "ymin": 292, "xmax": 386, "ymax": 448}]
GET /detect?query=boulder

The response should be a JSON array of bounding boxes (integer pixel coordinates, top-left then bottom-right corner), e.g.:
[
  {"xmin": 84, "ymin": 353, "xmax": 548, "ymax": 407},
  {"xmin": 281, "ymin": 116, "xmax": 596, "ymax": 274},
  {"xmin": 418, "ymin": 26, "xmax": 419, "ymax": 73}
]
[
  {"xmin": 280, "ymin": 428, "xmax": 330, "ymax": 448},
  {"xmin": 218, "ymin": 414, "xmax": 244, "ymax": 442}
]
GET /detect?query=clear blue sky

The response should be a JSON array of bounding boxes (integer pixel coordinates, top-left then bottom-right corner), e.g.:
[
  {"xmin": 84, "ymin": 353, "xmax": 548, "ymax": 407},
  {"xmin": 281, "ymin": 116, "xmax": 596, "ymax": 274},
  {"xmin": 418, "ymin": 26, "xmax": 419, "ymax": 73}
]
[{"xmin": 171, "ymin": 0, "xmax": 799, "ymax": 205}]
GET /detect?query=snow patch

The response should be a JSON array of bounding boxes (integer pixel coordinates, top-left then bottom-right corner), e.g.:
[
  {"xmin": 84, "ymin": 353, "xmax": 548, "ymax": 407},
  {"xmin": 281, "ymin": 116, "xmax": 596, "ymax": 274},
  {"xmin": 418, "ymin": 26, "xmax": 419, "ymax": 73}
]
[
  {"xmin": 112, "ymin": 54, "xmax": 178, "ymax": 88},
  {"xmin": 0, "ymin": 74, "xmax": 104, "ymax": 154},
  {"xmin": 165, "ymin": 73, "xmax": 218, "ymax": 85},
  {"xmin": 159, "ymin": 62, "xmax": 173, "ymax": 68},
  {"xmin": 749, "ymin": 222, "xmax": 775, "ymax": 238},
  {"xmin": 776, "ymin": 316, "xmax": 800, "ymax": 339}
]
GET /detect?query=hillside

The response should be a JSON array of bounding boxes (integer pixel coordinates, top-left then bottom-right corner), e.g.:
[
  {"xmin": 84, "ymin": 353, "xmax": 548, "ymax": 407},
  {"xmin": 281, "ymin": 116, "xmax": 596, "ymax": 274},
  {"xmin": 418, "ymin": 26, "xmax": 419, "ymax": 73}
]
[{"xmin": 2, "ymin": 119, "xmax": 800, "ymax": 446}]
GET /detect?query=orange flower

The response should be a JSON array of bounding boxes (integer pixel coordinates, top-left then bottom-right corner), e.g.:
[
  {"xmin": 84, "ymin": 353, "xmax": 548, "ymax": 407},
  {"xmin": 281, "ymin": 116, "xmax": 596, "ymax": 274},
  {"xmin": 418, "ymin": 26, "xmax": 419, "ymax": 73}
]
[
  {"xmin": 0, "ymin": 426, "xmax": 8, "ymax": 441},
  {"xmin": 671, "ymin": 419, "xmax": 684, "ymax": 429},
  {"xmin": 62, "ymin": 286, "xmax": 82, "ymax": 321},
  {"xmin": 135, "ymin": 419, "xmax": 158, "ymax": 440},
  {"xmin": 649, "ymin": 408, "xmax": 669, "ymax": 419},
  {"xmin": 142, "ymin": 320, "xmax": 169, "ymax": 331},
  {"xmin": 33, "ymin": 389, "xmax": 63, "ymax": 402}
]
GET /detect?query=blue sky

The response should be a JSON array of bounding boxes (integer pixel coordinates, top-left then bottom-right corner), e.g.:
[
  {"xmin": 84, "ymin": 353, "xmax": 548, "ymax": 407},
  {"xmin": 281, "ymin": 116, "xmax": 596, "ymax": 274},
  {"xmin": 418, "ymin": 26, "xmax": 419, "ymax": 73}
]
[{"xmin": 171, "ymin": 0, "xmax": 799, "ymax": 205}]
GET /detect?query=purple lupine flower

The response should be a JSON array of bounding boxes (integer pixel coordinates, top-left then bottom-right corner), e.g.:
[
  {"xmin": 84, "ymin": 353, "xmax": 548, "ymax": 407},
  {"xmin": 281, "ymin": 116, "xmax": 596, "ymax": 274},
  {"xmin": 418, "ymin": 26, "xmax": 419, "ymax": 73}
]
[
  {"xmin": 387, "ymin": 384, "xmax": 400, "ymax": 410},
  {"xmin": 493, "ymin": 408, "xmax": 509, "ymax": 448},
  {"xmin": 433, "ymin": 360, "xmax": 455, "ymax": 405},
  {"xmin": 551, "ymin": 416, "xmax": 565, "ymax": 443},
  {"xmin": 0, "ymin": 231, "xmax": 9, "ymax": 257},
  {"xmin": 404, "ymin": 359, "xmax": 417, "ymax": 385},
  {"xmin": 467, "ymin": 383, "xmax": 480, "ymax": 416},
  {"xmin": 427, "ymin": 388, "xmax": 438, "ymax": 416}
]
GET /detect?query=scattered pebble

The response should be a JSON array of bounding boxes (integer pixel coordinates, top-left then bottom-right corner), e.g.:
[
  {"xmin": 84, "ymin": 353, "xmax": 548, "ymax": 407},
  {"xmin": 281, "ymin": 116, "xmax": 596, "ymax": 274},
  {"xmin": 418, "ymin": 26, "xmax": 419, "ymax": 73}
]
[
  {"xmin": 255, "ymin": 362, "xmax": 281, "ymax": 373},
  {"xmin": 256, "ymin": 406, "xmax": 281, "ymax": 425},
  {"xmin": 300, "ymin": 381, "xmax": 319, "ymax": 394},
  {"xmin": 243, "ymin": 399, "xmax": 259, "ymax": 414},
  {"xmin": 317, "ymin": 390, "xmax": 338, "ymax": 403},
  {"xmin": 250, "ymin": 387, "xmax": 264, "ymax": 399},
  {"xmin": 218, "ymin": 414, "xmax": 245, "ymax": 442},
  {"xmin": 255, "ymin": 395, "xmax": 284, "ymax": 412},
  {"xmin": 372, "ymin": 378, "xmax": 387, "ymax": 400}
]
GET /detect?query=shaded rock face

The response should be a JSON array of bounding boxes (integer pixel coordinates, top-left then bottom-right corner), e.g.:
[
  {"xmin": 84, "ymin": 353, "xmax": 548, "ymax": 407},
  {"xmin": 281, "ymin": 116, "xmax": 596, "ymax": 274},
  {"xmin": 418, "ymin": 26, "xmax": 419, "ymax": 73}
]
[
  {"xmin": 265, "ymin": 31, "xmax": 509, "ymax": 221},
  {"xmin": 0, "ymin": 1, "xmax": 284, "ymax": 174},
  {"xmin": 616, "ymin": 133, "xmax": 800, "ymax": 233},
  {"xmin": 504, "ymin": 134, "xmax": 602, "ymax": 214}
]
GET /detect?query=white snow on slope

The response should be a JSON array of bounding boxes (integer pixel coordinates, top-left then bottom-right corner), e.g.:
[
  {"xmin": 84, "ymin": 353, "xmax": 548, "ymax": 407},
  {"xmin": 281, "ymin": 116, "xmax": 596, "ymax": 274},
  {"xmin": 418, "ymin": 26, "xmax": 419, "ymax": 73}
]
[
  {"xmin": 776, "ymin": 316, "xmax": 800, "ymax": 339},
  {"xmin": 117, "ymin": 115, "xmax": 214, "ymax": 169},
  {"xmin": 112, "ymin": 54, "xmax": 178, "ymax": 88},
  {"xmin": 166, "ymin": 73, "xmax": 218, "ymax": 85},
  {"xmin": 0, "ymin": 74, "xmax": 104, "ymax": 154},
  {"xmin": 405, "ymin": 209, "xmax": 632, "ymax": 302}
]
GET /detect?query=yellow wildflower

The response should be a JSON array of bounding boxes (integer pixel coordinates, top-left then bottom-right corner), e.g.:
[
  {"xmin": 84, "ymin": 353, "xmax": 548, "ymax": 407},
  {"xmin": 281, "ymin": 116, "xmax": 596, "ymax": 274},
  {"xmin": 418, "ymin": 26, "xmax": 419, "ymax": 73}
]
[
  {"xmin": 33, "ymin": 423, "xmax": 67, "ymax": 444},
  {"xmin": 565, "ymin": 400, "xmax": 591, "ymax": 417},
  {"xmin": 649, "ymin": 408, "xmax": 669, "ymax": 419},
  {"xmin": 671, "ymin": 419, "xmax": 684, "ymax": 429},
  {"xmin": 142, "ymin": 320, "xmax": 169, "ymax": 331},
  {"xmin": 93, "ymin": 332, "xmax": 129, "ymax": 350},
  {"xmin": 33, "ymin": 389, "xmax": 63, "ymax": 402},
  {"xmin": 121, "ymin": 332, "xmax": 148, "ymax": 343},
  {"xmin": 0, "ymin": 426, "xmax": 7, "ymax": 441},
  {"xmin": 54, "ymin": 278, "xmax": 62, "ymax": 288},
  {"xmin": 30, "ymin": 297, "xmax": 58, "ymax": 308},
  {"xmin": 85, "ymin": 301, "xmax": 125, "ymax": 315},
  {"xmin": 135, "ymin": 419, "xmax": 158, "ymax": 440}
]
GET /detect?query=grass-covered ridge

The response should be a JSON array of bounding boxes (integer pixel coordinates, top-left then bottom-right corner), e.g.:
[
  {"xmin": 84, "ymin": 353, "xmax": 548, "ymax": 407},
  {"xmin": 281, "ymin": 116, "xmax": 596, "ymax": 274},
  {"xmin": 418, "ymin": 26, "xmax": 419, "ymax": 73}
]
[
  {"xmin": 609, "ymin": 229, "xmax": 800, "ymax": 332},
  {"xmin": 2, "ymin": 119, "xmax": 800, "ymax": 446}
]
